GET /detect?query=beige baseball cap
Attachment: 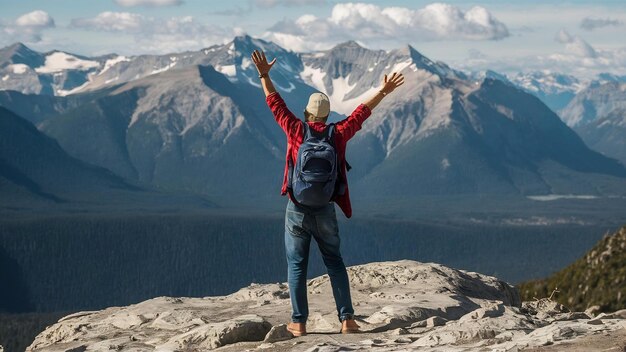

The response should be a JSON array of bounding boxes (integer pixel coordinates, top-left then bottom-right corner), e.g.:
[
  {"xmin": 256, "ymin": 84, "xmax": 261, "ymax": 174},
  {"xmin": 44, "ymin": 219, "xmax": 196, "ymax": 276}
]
[{"xmin": 305, "ymin": 92, "xmax": 330, "ymax": 118}]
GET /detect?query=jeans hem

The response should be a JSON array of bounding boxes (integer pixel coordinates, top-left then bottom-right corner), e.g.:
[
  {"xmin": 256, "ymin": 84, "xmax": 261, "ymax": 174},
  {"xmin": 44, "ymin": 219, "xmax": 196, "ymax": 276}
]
[{"xmin": 339, "ymin": 313, "xmax": 354, "ymax": 322}]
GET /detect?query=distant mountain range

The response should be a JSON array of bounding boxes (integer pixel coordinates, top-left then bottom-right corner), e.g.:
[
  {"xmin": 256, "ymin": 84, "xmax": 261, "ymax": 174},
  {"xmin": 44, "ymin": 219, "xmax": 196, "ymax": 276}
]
[
  {"xmin": 1, "ymin": 37, "xmax": 625, "ymax": 213},
  {"xmin": 0, "ymin": 106, "xmax": 213, "ymax": 215}
]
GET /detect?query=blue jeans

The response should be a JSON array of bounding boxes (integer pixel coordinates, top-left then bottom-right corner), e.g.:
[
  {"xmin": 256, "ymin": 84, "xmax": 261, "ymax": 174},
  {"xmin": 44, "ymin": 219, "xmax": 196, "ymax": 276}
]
[{"xmin": 284, "ymin": 199, "xmax": 355, "ymax": 323}]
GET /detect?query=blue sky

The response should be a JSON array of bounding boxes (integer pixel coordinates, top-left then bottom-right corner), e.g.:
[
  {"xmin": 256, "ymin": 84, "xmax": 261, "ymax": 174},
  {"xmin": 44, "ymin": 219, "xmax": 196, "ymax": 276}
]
[{"xmin": 1, "ymin": 0, "xmax": 625, "ymax": 77}]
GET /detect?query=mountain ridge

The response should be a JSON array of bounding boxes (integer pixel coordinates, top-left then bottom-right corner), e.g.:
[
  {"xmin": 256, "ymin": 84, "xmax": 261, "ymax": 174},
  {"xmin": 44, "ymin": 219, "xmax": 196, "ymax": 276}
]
[{"xmin": 2, "ymin": 38, "xmax": 626, "ymax": 212}]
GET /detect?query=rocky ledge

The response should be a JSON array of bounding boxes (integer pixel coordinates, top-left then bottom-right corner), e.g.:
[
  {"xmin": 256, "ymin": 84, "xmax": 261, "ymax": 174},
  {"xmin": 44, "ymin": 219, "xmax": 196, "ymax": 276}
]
[{"xmin": 28, "ymin": 260, "xmax": 626, "ymax": 351}]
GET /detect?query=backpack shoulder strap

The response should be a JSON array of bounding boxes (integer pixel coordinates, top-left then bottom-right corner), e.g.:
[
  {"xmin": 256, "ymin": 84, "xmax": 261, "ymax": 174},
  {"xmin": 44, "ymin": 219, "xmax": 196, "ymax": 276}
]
[
  {"xmin": 302, "ymin": 121, "xmax": 310, "ymax": 140},
  {"xmin": 324, "ymin": 123, "xmax": 336, "ymax": 146}
]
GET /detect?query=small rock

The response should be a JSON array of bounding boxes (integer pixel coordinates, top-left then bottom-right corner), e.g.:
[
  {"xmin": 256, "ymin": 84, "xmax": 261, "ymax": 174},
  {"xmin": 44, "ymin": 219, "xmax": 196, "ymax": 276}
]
[
  {"xmin": 307, "ymin": 313, "xmax": 336, "ymax": 332},
  {"xmin": 553, "ymin": 312, "xmax": 591, "ymax": 321},
  {"xmin": 585, "ymin": 305, "xmax": 601, "ymax": 317},
  {"xmin": 389, "ymin": 327, "xmax": 408, "ymax": 335},
  {"xmin": 587, "ymin": 318, "xmax": 604, "ymax": 325},
  {"xmin": 426, "ymin": 316, "xmax": 447, "ymax": 327},
  {"xmin": 597, "ymin": 309, "xmax": 626, "ymax": 319},
  {"xmin": 477, "ymin": 329, "xmax": 496, "ymax": 339},
  {"xmin": 257, "ymin": 342, "xmax": 275, "ymax": 349},
  {"xmin": 526, "ymin": 299, "xmax": 570, "ymax": 316},
  {"xmin": 166, "ymin": 314, "xmax": 272, "ymax": 350},
  {"xmin": 460, "ymin": 303, "xmax": 505, "ymax": 322},
  {"xmin": 611, "ymin": 309, "xmax": 626, "ymax": 319},
  {"xmin": 394, "ymin": 337, "xmax": 412, "ymax": 344},
  {"xmin": 263, "ymin": 324, "xmax": 294, "ymax": 343},
  {"xmin": 361, "ymin": 338, "xmax": 386, "ymax": 346},
  {"xmin": 408, "ymin": 320, "xmax": 427, "ymax": 329}
]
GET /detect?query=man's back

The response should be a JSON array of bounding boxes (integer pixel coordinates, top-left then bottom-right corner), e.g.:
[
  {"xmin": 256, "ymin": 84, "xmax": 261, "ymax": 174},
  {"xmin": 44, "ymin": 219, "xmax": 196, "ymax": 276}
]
[{"xmin": 266, "ymin": 92, "xmax": 371, "ymax": 218}]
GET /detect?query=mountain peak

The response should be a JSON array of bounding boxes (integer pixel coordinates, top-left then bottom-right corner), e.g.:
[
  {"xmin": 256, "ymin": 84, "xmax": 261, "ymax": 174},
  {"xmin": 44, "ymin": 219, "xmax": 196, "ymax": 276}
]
[
  {"xmin": 232, "ymin": 34, "xmax": 253, "ymax": 45},
  {"xmin": 393, "ymin": 44, "xmax": 424, "ymax": 59},
  {"xmin": 333, "ymin": 40, "xmax": 365, "ymax": 50},
  {"xmin": 5, "ymin": 42, "xmax": 29, "ymax": 50},
  {"xmin": 387, "ymin": 44, "xmax": 454, "ymax": 78},
  {"xmin": 1, "ymin": 42, "xmax": 38, "ymax": 56},
  {"xmin": 0, "ymin": 41, "xmax": 44, "ymax": 67},
  {"xmin": 229, "ymin": 35, "xmax": 282, "ymax": 55}
]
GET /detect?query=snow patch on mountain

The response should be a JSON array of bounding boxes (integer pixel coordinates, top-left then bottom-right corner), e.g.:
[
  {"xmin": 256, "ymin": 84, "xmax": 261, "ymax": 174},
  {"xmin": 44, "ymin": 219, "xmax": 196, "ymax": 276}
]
[
  {"xmin": 35, "ymin": 52, "xmax": 100, "ymax": 73},
  {"xmin": 105, "ymin": 77, "xmax": 120, "ymax": 84},
  {"xmin": 441, "ymin": 158, "xmax": 451, "ymax": 170},
  {"xmin": 388, "ymin": 58, "xmax": 414, "ymax": 75},
  {"xmin": 241, "ymin": 57, "xmax": 252, "ymax": 70},
  {"xmin": 216, "ymin": 64, "xmax": 236, "ymax": 77},
  {"xmin": 9, "ymin": 63, "xmax": 30, "ymax": 74},
  {"xmin": 57, "ymin": 81, "xmax": 91, "ymax": 97},
  {"xmin": 150, "ymin": 61, "xmax": 177, "ymax": 75},
  {"xmin": 300, "ymin": 64, "xmax": 378, "ymax": 115},
  {"xmin": 511, "ymin": 71, "xmax": 585, "ymax": 95},
  {"xmin": 99, "ymin": 56, "xmax": 130, "ymax": 75}
]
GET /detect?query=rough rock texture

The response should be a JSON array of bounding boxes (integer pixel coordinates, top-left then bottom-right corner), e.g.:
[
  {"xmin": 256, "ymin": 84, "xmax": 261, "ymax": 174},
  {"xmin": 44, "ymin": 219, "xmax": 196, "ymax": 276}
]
[
  {"xmin": 27, "ymin": 260, "xmax": 626, "ymax": 351},
  {"xmin": 263, "ymin": 324, "xmax": 293, "ymax": 343}
]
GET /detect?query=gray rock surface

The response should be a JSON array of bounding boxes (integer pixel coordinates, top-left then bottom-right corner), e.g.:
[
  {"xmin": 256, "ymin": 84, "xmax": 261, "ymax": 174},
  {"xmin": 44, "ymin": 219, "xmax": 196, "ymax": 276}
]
[
  {"xmin": 27, "ymin": 260, "xmax": 626, "ymax": 351},
  {"xmin": 263, "ymin": 323, "xmax": 294, "ymax": 343},
  {"xmin": 560, "ymin": 81, "xmax": 626, "ymax": 127}
]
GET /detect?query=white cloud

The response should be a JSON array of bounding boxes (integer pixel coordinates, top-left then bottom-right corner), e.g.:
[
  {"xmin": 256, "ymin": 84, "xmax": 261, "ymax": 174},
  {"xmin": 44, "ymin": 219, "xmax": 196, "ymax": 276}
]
[
  {"xmin": 554, "ymin": 29, "xmax": 596, "ymax": 58},
  {"xmin": 71, "ymin": 12, "xmax": 143, "ymax": 32},
  {"xmin": 555, "ymin": 29, "xmax": 573, "ymax": 44},
  {"xmin": 1, "ymin": 10, "xmax": 55, "ymax": 44},
  {"xmin": 455, "ymin": 32, "xmax": 625, "ymax": 80},
  {"xmin": 15, "ymin": 10, "xmax": 55, "ymax": 28},
  {"xmin": 70, "ymin": 12, "xmax": 234, "ymax": 54},
  {"xmin": 580, "ymin": 17, "xmax": 623, "ymax": 31},
  {"xmin": 263, "ymin": 2, "xmax": 509, "ymax": 51},
  {"xmin": 254, "ymin": 0, "xmax": 325, "ymax": 7},
  {"xmin": 114, "ymin": 0, "xmax": 183, "ymax": 7}
]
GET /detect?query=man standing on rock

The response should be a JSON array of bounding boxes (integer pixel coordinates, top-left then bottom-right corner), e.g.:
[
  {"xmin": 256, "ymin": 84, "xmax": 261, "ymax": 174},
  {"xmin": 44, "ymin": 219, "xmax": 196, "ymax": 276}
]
[{"xmin": 251, "ymin": 50, "xmax": 404, "ymax": 336}]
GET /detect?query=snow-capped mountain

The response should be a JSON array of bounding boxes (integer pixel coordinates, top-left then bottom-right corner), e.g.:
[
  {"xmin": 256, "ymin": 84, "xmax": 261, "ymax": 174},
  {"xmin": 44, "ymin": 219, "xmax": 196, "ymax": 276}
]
[
  {"xmin": 505, "ymin": 71, "xmax": 585, "ymax": 113},
  {"xmin": 1, "ymin": 38, "xmax": 625, "ymax": 208},
  {"xmin": 0, "ymin": 42, "xmax": 118, "ymax": 96},
  {"xmin": 314, "ymin": 43, "xmax": 626, "ymax": 198},
  {"xmin": 300, "ymin": 41, "xmax": 462, "ymax": 116}
]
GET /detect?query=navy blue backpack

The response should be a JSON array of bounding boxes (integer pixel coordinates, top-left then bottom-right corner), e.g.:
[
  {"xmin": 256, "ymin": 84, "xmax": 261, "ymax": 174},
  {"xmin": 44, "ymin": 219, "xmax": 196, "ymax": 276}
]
[{"xmin": 288, "ymin": 122, "xmax": 339, "ymax": 208}]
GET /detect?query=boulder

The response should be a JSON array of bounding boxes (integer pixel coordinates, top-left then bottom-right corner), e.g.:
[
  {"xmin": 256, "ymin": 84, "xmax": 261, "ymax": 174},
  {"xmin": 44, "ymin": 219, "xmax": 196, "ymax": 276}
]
[{"xmin": 26, "ymin": 260, "xmax": 626, "ymax": 352}]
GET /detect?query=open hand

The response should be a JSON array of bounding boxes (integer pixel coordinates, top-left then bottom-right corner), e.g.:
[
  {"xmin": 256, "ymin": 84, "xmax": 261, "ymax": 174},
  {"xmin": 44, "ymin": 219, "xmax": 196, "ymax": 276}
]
[
  {"xmin": 380, "ymin": 72, "xmax": 405, "ymax": 95},
  {"xmin": 251, "ymin": 50, "xmax": 276, "ymax": 76}
]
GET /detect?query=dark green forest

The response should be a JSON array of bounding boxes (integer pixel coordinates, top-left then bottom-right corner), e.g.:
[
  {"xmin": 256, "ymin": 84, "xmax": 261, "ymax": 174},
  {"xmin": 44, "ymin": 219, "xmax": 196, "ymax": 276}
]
[
  {"xmin": 0, "ymin": 214, "xmax": 617, "ymax": 351},
  {"xmin": 0, "ymin": 215, "xmax": 614, "ymax": 312}
]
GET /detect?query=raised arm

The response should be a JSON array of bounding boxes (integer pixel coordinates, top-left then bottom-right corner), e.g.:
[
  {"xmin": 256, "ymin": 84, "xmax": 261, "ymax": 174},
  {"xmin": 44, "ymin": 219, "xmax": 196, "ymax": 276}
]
[
  {"xmin": 363, "ymin": 72, "xmax": 405, "ymax": 110},
  {"xmin": 251, "ymin": 50, "xmax": 301, "ymax": 136},
  {"xmin": 251, "ymin": 50, "xmax": 277, "ymax": 97},
  {"xmin": 335, "ymin": 72, "xmax": 405, "ymax": 141}
]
